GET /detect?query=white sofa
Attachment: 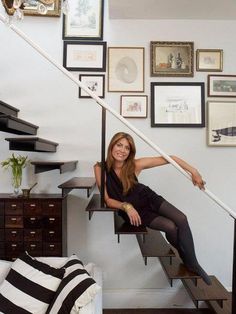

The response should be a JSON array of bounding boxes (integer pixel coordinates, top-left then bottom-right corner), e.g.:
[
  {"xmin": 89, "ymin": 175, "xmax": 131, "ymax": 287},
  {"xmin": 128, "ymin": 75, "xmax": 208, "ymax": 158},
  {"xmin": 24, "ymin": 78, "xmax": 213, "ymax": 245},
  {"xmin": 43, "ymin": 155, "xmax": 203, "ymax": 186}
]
[{"xmin": 0, "ymin": 257, "xmax": 102, "ymax": 314}]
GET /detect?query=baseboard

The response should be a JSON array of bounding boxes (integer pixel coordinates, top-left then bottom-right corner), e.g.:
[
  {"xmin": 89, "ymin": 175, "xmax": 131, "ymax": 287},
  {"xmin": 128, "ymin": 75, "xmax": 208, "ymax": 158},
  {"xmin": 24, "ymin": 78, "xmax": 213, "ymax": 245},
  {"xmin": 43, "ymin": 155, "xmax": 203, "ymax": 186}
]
[{"xmin": 103, "ymin": 287, "xmax": 199, "ymax": 309}]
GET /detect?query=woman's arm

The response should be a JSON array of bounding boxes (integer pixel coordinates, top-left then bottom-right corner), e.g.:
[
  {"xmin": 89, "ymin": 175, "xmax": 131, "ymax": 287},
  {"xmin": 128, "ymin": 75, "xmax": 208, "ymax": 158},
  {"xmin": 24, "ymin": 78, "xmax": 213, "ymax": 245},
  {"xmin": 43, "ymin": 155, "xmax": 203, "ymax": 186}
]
[
  {"xmin": 135, "ymin": 155, "xmax": 206, "ymax": 190},
  {"xmin": 93, "ymin": 163, "xmax": 142, "ymax": 226}
]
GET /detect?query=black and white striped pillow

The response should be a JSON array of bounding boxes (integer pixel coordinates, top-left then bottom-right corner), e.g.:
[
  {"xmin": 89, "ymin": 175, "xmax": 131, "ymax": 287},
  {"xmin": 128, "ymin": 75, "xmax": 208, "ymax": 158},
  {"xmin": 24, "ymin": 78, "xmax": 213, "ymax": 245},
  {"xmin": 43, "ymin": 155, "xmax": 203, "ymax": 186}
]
[
  {"xmin": 46, "ymin": 255, "xmax": 101, "ymax": 314},
  {"xmin": 0, "ymin": 252, "xmax": 65, "ymax": 314}
]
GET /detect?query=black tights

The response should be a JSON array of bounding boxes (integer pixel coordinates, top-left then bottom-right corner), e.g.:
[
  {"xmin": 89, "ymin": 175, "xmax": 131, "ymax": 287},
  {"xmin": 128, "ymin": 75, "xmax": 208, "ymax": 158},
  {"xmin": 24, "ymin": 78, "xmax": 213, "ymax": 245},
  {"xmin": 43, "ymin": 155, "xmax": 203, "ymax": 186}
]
[{"xmin": 148, "ymin": 200, "xmax": 211, "ymax": 285}]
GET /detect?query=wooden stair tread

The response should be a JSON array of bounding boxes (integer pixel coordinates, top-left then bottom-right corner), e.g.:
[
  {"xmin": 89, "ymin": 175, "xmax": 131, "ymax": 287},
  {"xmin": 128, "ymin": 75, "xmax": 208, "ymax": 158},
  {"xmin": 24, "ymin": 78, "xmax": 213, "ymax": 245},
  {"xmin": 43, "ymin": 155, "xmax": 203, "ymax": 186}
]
[
  {"xmin": 5, "ymin": 137, "xmax": 58, "ymax": 152},
  {"xmin": 114, "ymin": 211, "xmax": 147, "ymax": 235},
  {"xmin": 0, "ymin": 100, "xmax": 19, "ymax": 116},
  {"xmin": 182, "ymin": 276, "xmax": 229, "ymax": 302},
  {"xmin": 0, "ymin": 114, "xmax": 38, "ymax": 135},
  {"xmin": 86, "ymin": 193, "xmax": 115, "ymax": 212},
  {"xmin": 58, "ymin": 177, "xmax": 96, "ymax": 197},
  {"xmin": 136, "ymin": 229, "xmax": 175, "ymax": 258},
  {"xmin": 159, "ymin": 256, "xmax": 201, "ymax": 280},
  {"xmin": 31, "ymin": 161, "xmax": 78, "ymax": 174},
  {"xmin": 207, "ymin": 292, "xmax": 231, "ymax": 314}
]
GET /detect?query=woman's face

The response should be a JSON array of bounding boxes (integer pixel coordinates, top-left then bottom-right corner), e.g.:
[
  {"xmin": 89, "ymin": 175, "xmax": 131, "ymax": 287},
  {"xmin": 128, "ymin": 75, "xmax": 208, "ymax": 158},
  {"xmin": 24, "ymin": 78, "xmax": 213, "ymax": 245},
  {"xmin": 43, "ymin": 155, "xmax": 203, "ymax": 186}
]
[{"xmin": 111, "ymin": 137, "xmax": 131, "ymax": 163}]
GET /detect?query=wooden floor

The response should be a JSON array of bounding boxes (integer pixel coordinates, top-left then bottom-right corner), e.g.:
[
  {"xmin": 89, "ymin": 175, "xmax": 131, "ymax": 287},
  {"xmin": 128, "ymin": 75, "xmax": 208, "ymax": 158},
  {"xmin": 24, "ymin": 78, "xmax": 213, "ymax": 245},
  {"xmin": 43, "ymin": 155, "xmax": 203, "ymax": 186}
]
[{"xmin": 103, "ymin": 309, "xmax": 214, "ymax": 314}]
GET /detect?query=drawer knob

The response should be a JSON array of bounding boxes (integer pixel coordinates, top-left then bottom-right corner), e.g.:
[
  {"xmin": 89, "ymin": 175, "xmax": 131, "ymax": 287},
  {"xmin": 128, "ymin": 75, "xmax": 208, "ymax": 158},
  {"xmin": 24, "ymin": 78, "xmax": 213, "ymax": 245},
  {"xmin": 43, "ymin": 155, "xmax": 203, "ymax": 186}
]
[
  {"xmin": 11, "ymin": 204, "xmax": 17, "ymax": 208},
  {"xmin": 11, "ymin": 218, "xmax": 17, "ymax": 222},
  {"xmin": 30, "ymin": 217, "xmax": 36, "ymax": 221},
  {"xmin": 49, "ymin": 218, "xmax": 55, "ymax": 222},
  {"xmin": 30, "ymin": 204, "xmax": 36, "ymax": 207}
]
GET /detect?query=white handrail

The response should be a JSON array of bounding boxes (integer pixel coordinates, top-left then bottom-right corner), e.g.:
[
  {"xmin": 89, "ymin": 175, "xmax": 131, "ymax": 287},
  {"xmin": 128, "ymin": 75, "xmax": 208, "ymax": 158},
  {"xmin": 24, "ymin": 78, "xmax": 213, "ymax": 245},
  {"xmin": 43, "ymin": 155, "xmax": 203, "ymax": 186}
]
[{"xmin": 0, "ymin": 13, "xmax": 235, "ymax": 219}]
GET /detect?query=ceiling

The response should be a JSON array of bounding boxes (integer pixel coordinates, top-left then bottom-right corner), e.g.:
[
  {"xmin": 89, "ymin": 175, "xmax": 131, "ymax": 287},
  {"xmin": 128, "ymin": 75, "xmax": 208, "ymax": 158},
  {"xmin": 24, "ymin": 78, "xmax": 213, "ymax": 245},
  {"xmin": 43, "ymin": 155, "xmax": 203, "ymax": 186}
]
[{"xmin": 109, "ymin": 0, "xmax": 236, "ymax": 20}]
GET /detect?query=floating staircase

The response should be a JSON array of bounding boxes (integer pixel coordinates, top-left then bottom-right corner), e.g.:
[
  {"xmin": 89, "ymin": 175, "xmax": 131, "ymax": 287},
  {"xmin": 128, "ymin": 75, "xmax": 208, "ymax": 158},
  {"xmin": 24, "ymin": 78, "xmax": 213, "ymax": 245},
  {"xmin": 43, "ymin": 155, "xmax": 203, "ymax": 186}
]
[
  {"xmin": 0, "ymin": 100, "xmax": 94, "ymax": 196},
  {"xmin": 85, "ymin": 192, "xmax": 232, "ymax": 314}
]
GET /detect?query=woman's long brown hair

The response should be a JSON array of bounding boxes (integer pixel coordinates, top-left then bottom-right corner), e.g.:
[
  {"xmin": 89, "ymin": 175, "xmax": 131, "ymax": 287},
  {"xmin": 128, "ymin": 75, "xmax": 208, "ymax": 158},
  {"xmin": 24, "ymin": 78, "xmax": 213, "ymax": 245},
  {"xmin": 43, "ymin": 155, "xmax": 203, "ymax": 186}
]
[{"xmin": 106, "ymin": 132, "xmax": 137, "ymax": 194}]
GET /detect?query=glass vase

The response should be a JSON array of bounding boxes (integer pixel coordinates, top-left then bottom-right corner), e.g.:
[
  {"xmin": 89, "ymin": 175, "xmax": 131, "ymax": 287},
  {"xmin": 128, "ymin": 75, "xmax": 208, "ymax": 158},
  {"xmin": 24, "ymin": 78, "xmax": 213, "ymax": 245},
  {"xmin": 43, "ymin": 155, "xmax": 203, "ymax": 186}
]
[{"xmin": 12, "ymin": 166, "xmax": 22, "ymax": 197}]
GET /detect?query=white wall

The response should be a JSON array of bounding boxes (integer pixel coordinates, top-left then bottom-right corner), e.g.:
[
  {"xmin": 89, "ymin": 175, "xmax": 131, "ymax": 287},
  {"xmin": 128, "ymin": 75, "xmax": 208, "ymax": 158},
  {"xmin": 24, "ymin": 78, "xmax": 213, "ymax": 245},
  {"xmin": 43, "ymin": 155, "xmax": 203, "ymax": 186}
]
[{"xmin": 0, "ymin": 3, "xmax": 235, "ymax": 309}]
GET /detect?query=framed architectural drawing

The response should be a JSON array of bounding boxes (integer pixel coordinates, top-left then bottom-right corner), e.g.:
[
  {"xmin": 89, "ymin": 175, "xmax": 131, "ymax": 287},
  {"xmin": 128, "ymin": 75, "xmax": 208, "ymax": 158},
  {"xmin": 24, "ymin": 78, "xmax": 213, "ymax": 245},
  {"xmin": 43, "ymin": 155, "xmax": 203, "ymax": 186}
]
[
  {"xmin": 208, "ymin": 101, "xmax": 236, "ymax": 146},
  {"xmin": 120, "ymin": 95, "xmax": 147, "ymax": 118},
  {"xmin": 108, "ymin": 47, "xmax": 145, "ymax": 92},
  {"xmin": 63, "ymin": 0, "xmax": 104, "ymax": 40},
  {"xmin": 208, "ymin": 75, "xmax": 236, "ymax": 97},
  {"xmin": 151, "ymin": 82, "xmax": 205, "ymax": 127},
  {"xmin": 1, "ymin": 0, "xmax": 61, "ymax": 16},
  {"xmin": 63, "ymin": 41, "xmax": 106, "ymax": 71},
  {"xmin": 196, "ymin": 49, "xmax": 223, "ymax": 72},
  {"xmin": 79, "ymin": 74, "xmax": 105, "ymax": 98},
  {"xmin": 150, "ymin": 41, "xmax": 194, "ymax": 77}
]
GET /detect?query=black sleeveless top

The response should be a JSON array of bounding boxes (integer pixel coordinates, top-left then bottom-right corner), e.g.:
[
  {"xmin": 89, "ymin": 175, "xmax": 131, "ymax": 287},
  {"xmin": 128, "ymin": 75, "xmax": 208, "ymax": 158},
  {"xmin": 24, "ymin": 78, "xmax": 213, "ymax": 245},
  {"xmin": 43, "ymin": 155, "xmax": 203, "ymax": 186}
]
[{"xmin": 106, "ymin": 167, "xmax": 164, "ymax": 226}]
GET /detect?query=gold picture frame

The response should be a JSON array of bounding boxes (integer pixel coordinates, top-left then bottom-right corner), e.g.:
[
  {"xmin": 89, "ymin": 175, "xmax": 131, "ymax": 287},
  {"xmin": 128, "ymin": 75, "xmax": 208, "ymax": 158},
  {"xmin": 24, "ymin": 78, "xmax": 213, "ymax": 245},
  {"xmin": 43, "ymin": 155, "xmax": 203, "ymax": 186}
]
[
  {"xmin": 150, "ymin": 41, "xmax": 194, "ymax": 77},
  {"xmin": 1, "ymin": 0, "xmax": 61, "ymax": 17},
  {"xmin": 196, "ymin": 49, "xmax": 223, "ymax": 72}
]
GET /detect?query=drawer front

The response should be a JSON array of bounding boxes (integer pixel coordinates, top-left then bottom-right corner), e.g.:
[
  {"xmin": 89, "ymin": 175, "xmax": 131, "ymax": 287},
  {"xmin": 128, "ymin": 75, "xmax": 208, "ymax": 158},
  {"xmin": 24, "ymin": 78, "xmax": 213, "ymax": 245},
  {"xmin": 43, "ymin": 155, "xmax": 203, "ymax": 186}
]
[
  {"xmin": 24, "ymin": 216, "xmax": 42, "ymax": 229},
  {"xmin": 43, "ymin": 216, "xmax": 61, "ymax": 228},
  {"xmin": 6, "ymin": 242, "xmax": 24, "ymax": 255},
  {"xmin": 5, "ymin": 229, "xmax": 23, "ymax": 241},
  {"xmin": 42, "ymin": 201, "xmax": 61, "ymax": 216},
  {"xmin": 24, "ymin": 201, "xmax": 42, "ymax": 215},
  {"xmin": 5, "ymin": 201, "xmax": 23, "ymax": 215},
  {"xmin": 0, "ymin": 202, "xmax": 4, "ymax": 215},
  {"xmin": 43, "ymin": 229, "xmax": 61, "ymax": 242},
  {"xmin": 5, "ymin": 216, "xmax": 23, "ymax": 228},
  {"xmin": 0, "ymin": 216, "xmax": 4, "ymax": 228},
  {"xmin": 25, "ymin": 242, "xmax": 42, "ymax": 256},
  {"xmin": 0, "ymin": 229, "xmax": 4, "ymax": 241},
  {"xmin": 24, "ymin": 229, "xmax": 42, "ymax": 242},
  {"xmin": 43, "ymin": 242, "xmax": 61, "ymax": 256}
]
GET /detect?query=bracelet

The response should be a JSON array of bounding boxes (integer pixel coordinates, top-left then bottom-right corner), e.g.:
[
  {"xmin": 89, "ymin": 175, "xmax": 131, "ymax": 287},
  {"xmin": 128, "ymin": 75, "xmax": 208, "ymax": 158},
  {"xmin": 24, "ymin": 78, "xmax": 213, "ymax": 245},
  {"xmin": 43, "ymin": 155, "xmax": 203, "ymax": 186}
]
[{"xmin": 122, "ymin": 202, "xmax": 133, "ymax": 212}]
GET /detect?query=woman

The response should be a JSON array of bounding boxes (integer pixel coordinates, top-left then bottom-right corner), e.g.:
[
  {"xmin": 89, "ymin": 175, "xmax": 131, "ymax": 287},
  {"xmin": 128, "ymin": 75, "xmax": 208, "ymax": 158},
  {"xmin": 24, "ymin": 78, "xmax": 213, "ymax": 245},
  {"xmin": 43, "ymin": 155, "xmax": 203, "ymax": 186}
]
[{"xmin": 94, "ymin": 132, "xmax": 211, "ymax": 285}]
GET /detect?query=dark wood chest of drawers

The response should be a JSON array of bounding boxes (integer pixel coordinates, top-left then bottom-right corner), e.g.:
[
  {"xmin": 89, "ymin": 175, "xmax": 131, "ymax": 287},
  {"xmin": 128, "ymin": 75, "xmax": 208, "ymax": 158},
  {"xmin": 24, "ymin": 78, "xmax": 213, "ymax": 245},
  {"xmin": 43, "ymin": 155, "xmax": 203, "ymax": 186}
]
[{"xmin": 0, "ymin": 193, "xmax": 67, "ymax": 261}]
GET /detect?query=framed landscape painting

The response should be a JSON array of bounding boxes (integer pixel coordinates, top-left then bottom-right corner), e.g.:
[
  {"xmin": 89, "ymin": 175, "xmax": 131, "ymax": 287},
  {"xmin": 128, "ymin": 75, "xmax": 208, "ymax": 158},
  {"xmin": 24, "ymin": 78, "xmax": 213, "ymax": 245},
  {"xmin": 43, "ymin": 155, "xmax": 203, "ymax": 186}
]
[
  {"xmin": 151, "ymin": 82, "xmax": 205, "ymax": 127},
  {"xmin": 63, "ymin": 0, "xmax": 104, "ymax": 40},
  {"xmin": 208, "ymin": 101, "xmax": 236, "ymax": 146},
  {"xmin": 150, "ymin": 41, "xmax": 194, "ymax": 77},
  {"xmin": 208, "ymin": 75, "xmax": 236, "ymax": 97}
]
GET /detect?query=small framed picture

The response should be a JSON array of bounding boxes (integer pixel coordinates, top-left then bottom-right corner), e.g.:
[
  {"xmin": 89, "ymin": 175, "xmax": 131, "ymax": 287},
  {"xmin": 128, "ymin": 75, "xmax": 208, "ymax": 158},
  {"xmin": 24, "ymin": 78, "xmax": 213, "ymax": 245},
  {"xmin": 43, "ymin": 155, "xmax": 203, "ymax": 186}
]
[
  {"xmin": 196, "ymin": 49, "xmax": 223, "ymax": 72},
  {"xmin": 150, "ymin": 41, "xmax": 194, "ymax": 77},
  {"xmin": 108, "ymin": 47, "xmax": 145, "ymax": 92},
  {"xmin": 208, "ymin": 101, "xmax": 236, "ymax": 146},
  {"xmin": 208, "ymin": 75, "xmax": 236, "ymax": 97},
  {"xmin": 120, "ymin": 95, "xmax": 148, "ymax": 118},
  {"xmin": 63, "ymin": 41, "xmax": 106, "ymax": 72},
  {"xmin": 79, "ymin": 74, "xmax": 105, "ymax": 98},
  {"xmin": 151, "ymin": 82, "xmax": 205, "ymax": 127},
  {"xmin": 63, "ymin": 0, "xmax": 104, "ymax": 40},
  {"xmin": 1, "ymin": 0, "xmax": 61, "ymax": 16}
]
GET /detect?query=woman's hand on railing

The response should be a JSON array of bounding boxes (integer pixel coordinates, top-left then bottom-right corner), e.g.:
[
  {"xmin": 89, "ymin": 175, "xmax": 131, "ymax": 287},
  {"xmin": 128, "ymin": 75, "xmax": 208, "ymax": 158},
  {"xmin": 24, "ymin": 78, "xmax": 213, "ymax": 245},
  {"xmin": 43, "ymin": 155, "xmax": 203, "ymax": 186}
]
[{"xmin": 191, "ymin": 169, "xmax": 206, "ymax": 190}]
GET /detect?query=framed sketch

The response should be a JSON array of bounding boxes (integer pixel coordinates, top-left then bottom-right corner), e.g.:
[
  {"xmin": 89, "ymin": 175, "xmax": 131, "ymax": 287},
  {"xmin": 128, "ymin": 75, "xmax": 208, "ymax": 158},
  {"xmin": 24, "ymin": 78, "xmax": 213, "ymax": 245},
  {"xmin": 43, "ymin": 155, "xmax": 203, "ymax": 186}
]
[
  {"xmin": 208, "ymin": 75, "xmax": 236, "ymax": 97},
  {"xmin": 150, "ymin": 41, "xmax": 194, "ymax": 77},
  {"xmin": 108, "ymin": 47, "xmax": 145, "ymax": 92},
  {"xmin": 1, "ymin": 0, "xmax": 61, "ymax": 17},
  {"xmin": 79, "ymin": 74, "xmax": 105, "ymax": 98},
  {"xmin": 208, "ymin": 101, "xmax": 236, "ymax": 146},
  {"xmin": 63, "ymin": 0, "xmax": 104, "ymax": 40},
  {"xmin": 151, "ymin": 82, "xmax": 205, "ymax": 127},
  {"xmin": 63, "ymin": 41, "xmax": 106, "ymax": 72},
  {"xmin": 120, "ymin": 95, "xmax": 147, "ymax": 118},
  {"xmin": 196, "ymin": 49, "xmax": 223, "ymax": 72}
]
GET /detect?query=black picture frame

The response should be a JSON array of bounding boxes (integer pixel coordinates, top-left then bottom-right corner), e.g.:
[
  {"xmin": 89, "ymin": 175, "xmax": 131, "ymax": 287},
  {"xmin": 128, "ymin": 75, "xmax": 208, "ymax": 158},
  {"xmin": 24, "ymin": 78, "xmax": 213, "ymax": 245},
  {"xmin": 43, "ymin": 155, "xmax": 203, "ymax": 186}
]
[
  {"xmin": 63, "ymin": 41, "xmax": 107, "ymax": 72},
  {"xmin": 79, "ymin": 74, "xmax": 105, "ymax": 98},
  {"xmin": 151, "ymin": 82, "xmax": 205, "ymax": 127},
  {"xmin": 62, "ymin": 0, "xmax": 104, "ymax": 40}
]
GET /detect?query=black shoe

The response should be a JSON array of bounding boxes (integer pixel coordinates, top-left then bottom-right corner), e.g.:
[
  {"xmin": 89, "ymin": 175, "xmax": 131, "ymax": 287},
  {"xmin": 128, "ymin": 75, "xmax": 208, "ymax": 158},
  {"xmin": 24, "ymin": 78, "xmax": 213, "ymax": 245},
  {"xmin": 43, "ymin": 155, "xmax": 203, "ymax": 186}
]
[{"xmin": 185, "ymin": 263, "xmax": 212, "ymax": 285}]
